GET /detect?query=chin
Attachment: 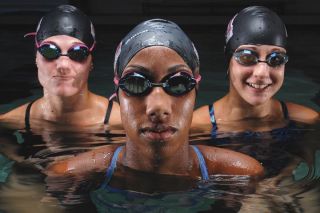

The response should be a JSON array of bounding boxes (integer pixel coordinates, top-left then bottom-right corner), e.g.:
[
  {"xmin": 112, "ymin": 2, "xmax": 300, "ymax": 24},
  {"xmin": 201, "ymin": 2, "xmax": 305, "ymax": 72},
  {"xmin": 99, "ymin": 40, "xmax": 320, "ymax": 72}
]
[
  {"xmin": 245, "ymin": 97, "xmax": 269, "ymax": 106},
  {"xmin": 52, "ymin": 88, "xmax": 80, "ymax": 97}
]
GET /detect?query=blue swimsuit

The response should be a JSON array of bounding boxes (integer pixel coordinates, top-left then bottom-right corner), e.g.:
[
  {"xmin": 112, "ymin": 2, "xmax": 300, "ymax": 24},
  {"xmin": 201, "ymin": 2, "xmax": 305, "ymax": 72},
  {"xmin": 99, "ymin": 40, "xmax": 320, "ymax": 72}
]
[
  {"xmin": 104, "ymin": 145, "xmax": 209, "ymax": 186},
  {"xmin": 209, "ymin": 100, "xmax": 289, "ymax": 139},
  {"xmin": 90, "ymin": 145, "xmax": 213, "ymax": 212}
]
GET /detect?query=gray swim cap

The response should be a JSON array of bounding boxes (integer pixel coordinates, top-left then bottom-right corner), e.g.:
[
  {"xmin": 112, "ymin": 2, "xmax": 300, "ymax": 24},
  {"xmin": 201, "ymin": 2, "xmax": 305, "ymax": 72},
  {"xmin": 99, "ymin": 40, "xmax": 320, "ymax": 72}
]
[
  {"xmin": 225, "ymin": 6, "xmax": 288, "ymax": 62},
  {"xmin": 113, "ymin": 19, "xmax": 200, "ymax": 78}
]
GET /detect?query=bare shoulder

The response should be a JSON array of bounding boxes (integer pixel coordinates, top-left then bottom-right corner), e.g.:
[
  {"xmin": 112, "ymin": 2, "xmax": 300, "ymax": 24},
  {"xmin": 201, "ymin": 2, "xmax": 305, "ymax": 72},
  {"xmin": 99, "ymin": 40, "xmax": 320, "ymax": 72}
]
[
  {"xmin": 197, "ymin": 145, "xmax": 264, "ymax": 178},
  {"xmin": 109, "ymin": 101, "xmax": 122, "ymax": 127},
  {"xmin": 92, "ymin": 93, "xmax": 122, "ymax": 127},
  {"xmin": 0, "ymin": 103, "xmax": 29, "ymax": 121},
  {"xmin": 286, "ymin": 102, "xmax": 319, "ymax": 124},
  {"xmin": 46, "ymin": 145, "xmax": 120, "ymax": 176},
  {"xmin": 191, "ymin": 104, "xmax": 212, "ymax": 132}
]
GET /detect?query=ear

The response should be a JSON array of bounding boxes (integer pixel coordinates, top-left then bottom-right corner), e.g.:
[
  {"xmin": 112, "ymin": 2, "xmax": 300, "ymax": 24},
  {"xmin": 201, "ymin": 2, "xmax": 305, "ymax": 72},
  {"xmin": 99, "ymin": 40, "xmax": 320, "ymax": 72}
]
[{"xmin": 90, "ymin": 63, "xmax": 94, "ymax": 71}]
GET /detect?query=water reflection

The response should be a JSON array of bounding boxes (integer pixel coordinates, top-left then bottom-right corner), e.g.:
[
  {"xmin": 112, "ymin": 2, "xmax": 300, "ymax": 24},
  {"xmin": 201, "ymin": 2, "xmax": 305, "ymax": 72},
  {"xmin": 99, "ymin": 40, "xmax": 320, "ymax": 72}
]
[{"xmin": 0, "ymin": 119, "xmax": 319, "ymax": 212}]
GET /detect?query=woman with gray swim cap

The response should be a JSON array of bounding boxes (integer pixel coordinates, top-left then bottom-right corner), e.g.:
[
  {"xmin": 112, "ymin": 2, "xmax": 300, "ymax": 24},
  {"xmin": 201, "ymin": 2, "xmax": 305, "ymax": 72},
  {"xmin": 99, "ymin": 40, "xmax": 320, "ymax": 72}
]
[
  {"xmin": 0, "ymin": 5, "xmax": 121, "ymax": 128},
  {"xmin": 47, "ymin": 19, "xmax": 263, "ymax": 187},
  {"xmin": 192, "ymin": 6, "xmax": 319, "ymax": 134}
]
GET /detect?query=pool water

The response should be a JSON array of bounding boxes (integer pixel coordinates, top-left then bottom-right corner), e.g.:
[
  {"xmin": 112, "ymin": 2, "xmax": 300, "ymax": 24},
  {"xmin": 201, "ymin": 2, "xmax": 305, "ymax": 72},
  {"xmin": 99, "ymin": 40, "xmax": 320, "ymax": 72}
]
[{"xmin": 0, "ymin": 25, "xmax": 319, "ymax": 212}]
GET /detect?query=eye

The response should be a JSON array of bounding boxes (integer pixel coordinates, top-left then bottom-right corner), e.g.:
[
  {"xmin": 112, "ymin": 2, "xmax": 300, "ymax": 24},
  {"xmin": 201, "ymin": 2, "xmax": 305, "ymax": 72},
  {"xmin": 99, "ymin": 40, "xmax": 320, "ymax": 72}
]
[
  {"xmin": 239, "ymin": 54, "xmax": 257, "ymax": 64},
  {"xmin": 268, "ymin": 52, "xmax": 288, "ymax": 67}
]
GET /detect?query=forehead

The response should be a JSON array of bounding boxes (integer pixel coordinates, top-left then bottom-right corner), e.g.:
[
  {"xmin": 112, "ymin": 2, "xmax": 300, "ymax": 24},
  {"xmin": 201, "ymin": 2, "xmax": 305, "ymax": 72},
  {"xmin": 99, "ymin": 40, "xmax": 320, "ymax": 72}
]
[
  {"xmin": 237, "ymin": 44, "xmax": 286, "ymax": 53},
  {"xmin": 122, "ymin": 46, "xmax": 192, "ymax": 78},
  {"xmin": 41, "ymin": 35, "xmax": 85, "ymax": 45}
]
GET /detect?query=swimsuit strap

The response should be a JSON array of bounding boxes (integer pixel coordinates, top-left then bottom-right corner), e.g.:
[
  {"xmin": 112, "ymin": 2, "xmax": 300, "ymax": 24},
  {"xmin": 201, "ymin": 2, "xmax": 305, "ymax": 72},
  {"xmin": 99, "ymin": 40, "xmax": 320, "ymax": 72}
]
[
  {"xmin": 279, "ymin": 100, "xmax": 289, "ymax": 119},
  {"xmin": 104, "ymin": 101, "xmax": 114, "ymax": 124},
  {"xmin": 208, "ymin": 104, "xmax": 218, "ymax": 137},
  {"xmin": 190, "ymin": 145, "xmax": 209, "ymax": 180},
  {"xmin": 102, "ymin": 145, "xmax": 124, "ymax": 187},
  {"xmin": 208, "ymin": 104, "xmax": 216, "ymax": 125},
  {"xmin": 25, "ymin": 100, "xmax": 36, "ymax": 130}
]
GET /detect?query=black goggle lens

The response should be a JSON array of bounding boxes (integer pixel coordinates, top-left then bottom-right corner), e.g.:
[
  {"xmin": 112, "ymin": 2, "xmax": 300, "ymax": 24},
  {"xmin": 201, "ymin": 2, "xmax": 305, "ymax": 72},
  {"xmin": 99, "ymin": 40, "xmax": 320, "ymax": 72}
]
[
  {"xmin": 118, "ymin": 72, "xmax": 197, "ymax": 97},
  {"xmin": 38, "ymin": 43, "xmax": 90, "ymax": 62},
  {"xmin": 38, "ymin": 43, "xmax": 60, "ymax": 60},
  {"xmin": 234, "ymin": 49, "xmax": 288, "ymax": 67}
]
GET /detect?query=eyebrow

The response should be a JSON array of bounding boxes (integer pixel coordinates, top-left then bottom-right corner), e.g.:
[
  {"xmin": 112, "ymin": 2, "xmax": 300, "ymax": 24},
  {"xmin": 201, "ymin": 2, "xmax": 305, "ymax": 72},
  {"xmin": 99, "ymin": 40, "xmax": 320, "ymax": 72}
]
[
  {"xmin": 41, "ymin": 40, "xmax": 84, "ymax": 47},
  {"xmin": 238, "ymin": 45, "xmax": 286, "ymax": 53},
  {"xmin": 123, "ymin": 65, "xmax": 151, "ymax": 77},
  {"xmin": 168, "ymin": 64, "xmax": 192, "ymax": 74}
]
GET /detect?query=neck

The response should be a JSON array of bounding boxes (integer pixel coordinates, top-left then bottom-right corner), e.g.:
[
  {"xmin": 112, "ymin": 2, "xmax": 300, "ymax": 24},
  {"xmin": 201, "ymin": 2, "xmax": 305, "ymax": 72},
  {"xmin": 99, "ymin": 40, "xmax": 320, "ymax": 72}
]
[
  {"xmin": 40, "ymin": 89, "xmax": 91, "ymax": 121},
  {"xmin": 223, "ymin": 92, "xmax": 273, "ymax": 121},
  {"xmin": 122, "ymin": 140, "xmax": 192, "ymax": 176}
]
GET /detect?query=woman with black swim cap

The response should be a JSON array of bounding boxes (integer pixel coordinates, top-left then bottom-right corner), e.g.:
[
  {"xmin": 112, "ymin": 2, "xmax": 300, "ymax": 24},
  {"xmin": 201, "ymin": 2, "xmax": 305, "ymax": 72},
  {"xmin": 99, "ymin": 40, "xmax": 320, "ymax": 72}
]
[
  {"xmin": 192, "ymin": 6, "xmax": 319, "ymax": 134},
  {"xmin": 0, "ymin": 5, "xmax": 121, "ymax": 128},
  {"xmin": 46, "ymin": 19, "xmax": 263, "ymax": 195}
]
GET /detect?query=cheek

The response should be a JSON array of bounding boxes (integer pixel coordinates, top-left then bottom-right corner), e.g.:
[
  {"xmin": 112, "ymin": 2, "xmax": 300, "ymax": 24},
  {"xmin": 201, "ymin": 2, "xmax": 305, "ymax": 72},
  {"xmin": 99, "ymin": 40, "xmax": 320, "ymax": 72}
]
[
  {"xmin": 174, "ymin": 94, "xmax": 195, "ymax": 127},
  {"xmin": 119, "ymin": 94, "xmax": 144, "ymax": 131},
  {"xmin": 74, "ymin": 63, "xmax": 90, "ymax": 82},
  {"xmin": 36, "ymin": 58, "xmax": 53, "ymax": 86},
  {"xmin": 229, "ymin": 68, "xmax": 250, "ymax": 86}
]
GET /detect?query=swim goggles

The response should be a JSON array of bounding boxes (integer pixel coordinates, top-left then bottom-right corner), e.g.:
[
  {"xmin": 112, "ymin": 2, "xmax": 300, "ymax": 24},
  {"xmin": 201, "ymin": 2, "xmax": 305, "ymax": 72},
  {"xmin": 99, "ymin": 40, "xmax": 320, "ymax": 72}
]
[
  {"xmin": 116, "ymin": 72, "xmax": 201, "ymax": 97},
  {"xmin": 37, "ymin": 42, "xmax": 92, "ymax": 62},
  {"xmin": 233, "ymin": 49, "xmax": 289, "ymax": 67}
]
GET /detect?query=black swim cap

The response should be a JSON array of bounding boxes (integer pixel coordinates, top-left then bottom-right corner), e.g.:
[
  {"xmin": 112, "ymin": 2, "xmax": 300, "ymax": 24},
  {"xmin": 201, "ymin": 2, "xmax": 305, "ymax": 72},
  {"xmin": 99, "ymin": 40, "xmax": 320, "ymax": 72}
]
[
  {"xmin": 225, "ymin": 6, "xmax": 288, "ymax": 62},
  {"xmin": 113, "ymin": 19, "xmax": 200, "ymax": 78},
  {"xmin": 34, "ymin": 5, "xmax": 95, "ymax": 48}
]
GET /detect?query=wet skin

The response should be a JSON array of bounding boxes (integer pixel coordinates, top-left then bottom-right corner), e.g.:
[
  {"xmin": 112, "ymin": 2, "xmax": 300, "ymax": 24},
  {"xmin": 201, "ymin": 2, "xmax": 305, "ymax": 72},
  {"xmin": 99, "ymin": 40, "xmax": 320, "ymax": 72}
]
[
  {"xmin": 228, "ymin": 44, "xmax": 285, "ymax": 106},
  {"xmin": 36, "ymin": 35, "xmax": 92, "ymax": 98},
  {"xmin": 0, "ymin": 34, "xmax": 122, "ymax": 127},
  {"xmin": 118, "ymin": 46, "xmax": 197, "ymax": 174}
]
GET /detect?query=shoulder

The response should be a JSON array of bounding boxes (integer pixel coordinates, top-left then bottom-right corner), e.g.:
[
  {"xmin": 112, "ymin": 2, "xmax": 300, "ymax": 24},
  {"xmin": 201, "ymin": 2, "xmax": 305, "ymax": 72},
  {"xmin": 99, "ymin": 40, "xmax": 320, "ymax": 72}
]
[
  {"xmin": 46, "ymin": 145, "xmax": 120, "ymax": 176},
  {"xmin": 91, "ymin": 93, "xmax": 122, "ymax": 127},
  {"xmin": 191, "ymin": 104, "xmax": 212, "ymax": 132},
  {"xmin": 0, "ymin": 103, "xmax": 30, "ymax": 121},
  {"xmin": 197, "ymin": 145, "xmax": 264, "ymax": 178},
  {"xmin": 285, "ymin": 102, "xmax": 319, "ymax": 124},
  {"xmin": 109, "ymin": 101, "xmax": 122, "ymax": 127}
]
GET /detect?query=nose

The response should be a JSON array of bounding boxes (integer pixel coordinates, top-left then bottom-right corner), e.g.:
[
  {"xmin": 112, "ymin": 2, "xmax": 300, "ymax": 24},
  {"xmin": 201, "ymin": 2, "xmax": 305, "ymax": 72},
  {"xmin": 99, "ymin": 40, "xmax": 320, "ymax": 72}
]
[
  {"xmin": 56, "ymin": 56, "xmax": 71, "ymax": 74},
  {"xmin": 145, "ymin": 87, "xmax": 172, "ymax": 123},
  {"xmin": 252, "ymin": 62, "xmax": 270, "ymax": 79}
]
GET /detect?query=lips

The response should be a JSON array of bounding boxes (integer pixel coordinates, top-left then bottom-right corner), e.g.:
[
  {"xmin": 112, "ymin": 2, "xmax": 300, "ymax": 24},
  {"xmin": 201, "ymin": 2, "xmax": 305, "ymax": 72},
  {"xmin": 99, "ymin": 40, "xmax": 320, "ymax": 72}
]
[
  {"xmin": 246, "ymin": 82, "xmax": 271, "ymax": 90},
  {"xmin": 53, "ymin": 76, "xmax": 74, "ymax": 81},
  {"xmin": 140, "ymin": 125, "xmax": 177, "ymax": 142}
]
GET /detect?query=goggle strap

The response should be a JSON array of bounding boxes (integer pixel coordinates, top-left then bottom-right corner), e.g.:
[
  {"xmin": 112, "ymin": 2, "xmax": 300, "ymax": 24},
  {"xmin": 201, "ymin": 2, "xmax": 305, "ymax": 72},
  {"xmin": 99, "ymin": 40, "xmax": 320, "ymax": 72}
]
[
  {"xmin": 89, "ymin": 41, "xmax": 96, "ymax": 52},
  {"xmin": 24, "ymin": 32, "xmax": 37, "ymax": 38},
  {"xmin": 109, "ymin": 93, "xmax": 117, "ymax": 101},
  {"xmin": 195, "ymin": 74, "xmax": 201, "ymax": 83},
  {"xmin": 24, "ymin": 32, "xmax": 40, "ymax": 48},
  {"xmin": 113, "ymin": 77, "xmax": 119, "ymax": 86}
]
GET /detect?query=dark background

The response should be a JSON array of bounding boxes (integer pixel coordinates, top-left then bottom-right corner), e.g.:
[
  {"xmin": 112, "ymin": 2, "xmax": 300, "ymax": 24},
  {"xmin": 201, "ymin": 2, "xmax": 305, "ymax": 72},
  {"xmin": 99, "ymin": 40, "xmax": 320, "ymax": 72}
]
[{"xmin": 0, "ymin": 0, "xmax": 319, "ymax": 110}]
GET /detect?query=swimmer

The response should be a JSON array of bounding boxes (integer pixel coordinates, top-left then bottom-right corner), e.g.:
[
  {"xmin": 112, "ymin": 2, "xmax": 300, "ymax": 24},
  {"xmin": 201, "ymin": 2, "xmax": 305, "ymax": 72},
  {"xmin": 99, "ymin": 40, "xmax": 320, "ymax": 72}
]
[
  {"xmin": 0, "ymin": 5, "xmax": 121, "ymax": 128},
  {"xmin": 47, "ymin": 19, "xmax": 264, "ymax": 189},
  {"xmin": 192, "ymin": 6, "xmax": 319, "ymax": 134}
]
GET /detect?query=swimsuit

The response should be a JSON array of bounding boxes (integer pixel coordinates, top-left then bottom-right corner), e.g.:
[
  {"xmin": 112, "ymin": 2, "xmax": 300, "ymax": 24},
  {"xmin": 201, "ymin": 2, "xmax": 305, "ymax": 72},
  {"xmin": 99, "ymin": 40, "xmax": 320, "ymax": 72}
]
[
  {"xmin": 209, "ymin": 100, "xmax": 289, "ymax": 138},
  {"xmin": 207, "ymin": 100, "xmax": 302, "ymax": 178},
  {"xmin": 24, "ymin": 100, "xmax": 114, "ymax": 130},
  {"xmin": 90, "ymin": 145, "xmax": 214, "ymax": 212},
  {"xmin": 104, "ymin": 145, "xmax": 209, "ymax": 184}
]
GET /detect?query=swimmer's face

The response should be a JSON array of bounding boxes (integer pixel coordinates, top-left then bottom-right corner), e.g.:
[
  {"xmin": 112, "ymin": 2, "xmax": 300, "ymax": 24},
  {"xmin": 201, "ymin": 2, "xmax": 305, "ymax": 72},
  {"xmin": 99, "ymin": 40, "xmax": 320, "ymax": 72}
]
[
  {"xmin": 36, "ymin": 35, "xmax": 92, "ymax": 97},
  {"xmin": 229, "ymin": 44, "xmax": 285, "ymax": 106},
  {"xmin": 118, "ymin": 46, "xmax": 196, "ymax": 158}
]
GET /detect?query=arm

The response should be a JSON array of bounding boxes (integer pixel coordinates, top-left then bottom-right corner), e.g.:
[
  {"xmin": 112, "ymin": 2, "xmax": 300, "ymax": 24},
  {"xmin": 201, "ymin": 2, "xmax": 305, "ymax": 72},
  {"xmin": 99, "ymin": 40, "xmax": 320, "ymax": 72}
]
[
  {"xmin": 191, "ymin": 105, "xmax": 212, "ymax": 133},
  {"xmin": 46, "ymin": 145, "xmax": 119, "ymax": 176},
  {"xmin": 286, "ymin": 102, "xmax": 319, "ymax": 124},
  {"xmin": 0, "ymin": 104, "xmax": 29, "ymax": 122},
  {"xmin": 199, "ymin": 145, "xmax": 264, "ymax": 179}
]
